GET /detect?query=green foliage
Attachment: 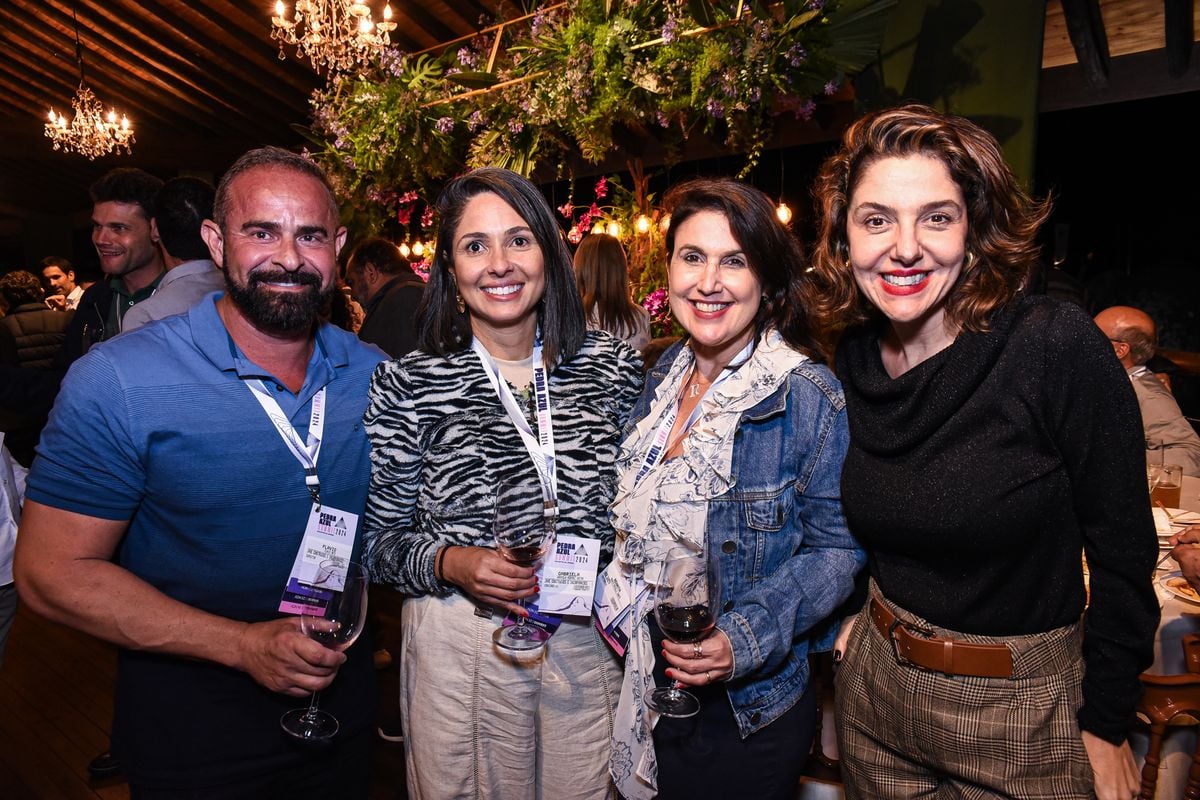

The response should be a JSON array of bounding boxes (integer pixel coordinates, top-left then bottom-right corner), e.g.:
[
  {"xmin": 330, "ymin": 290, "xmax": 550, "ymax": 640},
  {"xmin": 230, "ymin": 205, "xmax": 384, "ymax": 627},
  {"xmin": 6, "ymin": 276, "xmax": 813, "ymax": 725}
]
[{"xmin": 305, "ymin": 0, "xmax": 895, "ymax": 233}]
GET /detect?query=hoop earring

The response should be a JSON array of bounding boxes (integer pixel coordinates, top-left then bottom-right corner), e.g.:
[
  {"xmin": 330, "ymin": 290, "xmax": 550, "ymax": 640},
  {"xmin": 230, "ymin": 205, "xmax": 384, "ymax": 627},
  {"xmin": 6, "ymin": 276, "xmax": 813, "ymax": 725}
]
[{"xmin": 965, "ymin": 250, "xmax": 978, "ymax": 270}]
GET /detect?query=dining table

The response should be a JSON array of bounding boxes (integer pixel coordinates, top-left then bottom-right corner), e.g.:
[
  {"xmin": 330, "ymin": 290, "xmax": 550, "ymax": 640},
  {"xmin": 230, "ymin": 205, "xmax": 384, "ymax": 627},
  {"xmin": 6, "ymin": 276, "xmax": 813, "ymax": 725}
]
[
  {"xmin": 1131, "ymin": 472, "xmax": 1200, "ymax": 799},
  {"xmin": 800, "ymin": 474, "xmax": 1200, "ymax": 800}
]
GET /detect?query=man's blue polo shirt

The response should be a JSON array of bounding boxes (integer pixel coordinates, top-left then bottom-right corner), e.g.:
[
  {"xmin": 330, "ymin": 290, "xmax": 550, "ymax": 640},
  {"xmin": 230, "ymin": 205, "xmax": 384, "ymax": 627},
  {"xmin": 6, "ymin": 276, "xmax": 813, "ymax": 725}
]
[{"xmin": 26, "ymin": 293, "xmax": 386, "ymax": 787}]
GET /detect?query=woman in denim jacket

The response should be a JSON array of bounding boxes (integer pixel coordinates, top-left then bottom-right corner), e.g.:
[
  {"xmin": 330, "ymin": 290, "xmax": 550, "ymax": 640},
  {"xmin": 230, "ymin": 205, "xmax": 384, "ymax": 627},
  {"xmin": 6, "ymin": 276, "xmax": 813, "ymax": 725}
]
[{"xmin": 599, "ymin": 178, "xmax": 864, "ymax": 800}]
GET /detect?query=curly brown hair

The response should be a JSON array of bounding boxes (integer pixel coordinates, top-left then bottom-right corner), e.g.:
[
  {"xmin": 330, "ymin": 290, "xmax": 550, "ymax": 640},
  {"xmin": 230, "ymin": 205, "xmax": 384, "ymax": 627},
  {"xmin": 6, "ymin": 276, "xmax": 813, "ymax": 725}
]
[{"xmin": 808, "ymin": 103, "xmax": 1051, "ymax": 335}]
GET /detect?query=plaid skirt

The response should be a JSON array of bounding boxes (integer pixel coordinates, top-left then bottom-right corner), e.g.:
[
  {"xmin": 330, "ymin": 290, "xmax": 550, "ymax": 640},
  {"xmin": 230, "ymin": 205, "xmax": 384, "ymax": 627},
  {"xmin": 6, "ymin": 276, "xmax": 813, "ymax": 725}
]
[{"xmin": 835, "ymin": 587, "xmax": 1094, "ymax": 799}]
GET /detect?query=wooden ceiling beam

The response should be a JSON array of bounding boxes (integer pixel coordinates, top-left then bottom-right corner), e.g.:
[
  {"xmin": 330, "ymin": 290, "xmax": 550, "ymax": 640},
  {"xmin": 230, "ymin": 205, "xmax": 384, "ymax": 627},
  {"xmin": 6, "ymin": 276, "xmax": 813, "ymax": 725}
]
[
  {"xmin": 33, "ymin": 0, "xmax": 282, "ymax": 139},
  {"xmin": 1060, "ymin": 0, "xmax": 1111, "ymax": 85}
]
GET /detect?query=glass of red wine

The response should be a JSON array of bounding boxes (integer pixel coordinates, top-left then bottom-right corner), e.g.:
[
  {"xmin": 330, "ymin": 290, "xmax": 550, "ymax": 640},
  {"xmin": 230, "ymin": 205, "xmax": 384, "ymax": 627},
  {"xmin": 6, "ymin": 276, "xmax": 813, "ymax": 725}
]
[
  {"xmin": 492, "ymin": 474, "xmax": 555, "ymax": 651},
  {"xmin": 645, "ymin": 547, "xmax": 719, "ymax": 718},
  {"xmin": 280, "ymin": 559, "xmax": 369, "ymax": 741}
]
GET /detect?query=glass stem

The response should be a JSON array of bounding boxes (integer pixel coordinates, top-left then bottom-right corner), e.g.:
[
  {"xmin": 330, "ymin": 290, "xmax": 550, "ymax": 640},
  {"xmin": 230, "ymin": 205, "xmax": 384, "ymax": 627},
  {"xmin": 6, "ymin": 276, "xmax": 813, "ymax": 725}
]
[
  {"xmin": 302, "ymin": 690, "xmax": 323, "ymax": 723},
  {"xmin": 514, "ymin": 597, "xmax": 528, "ymax": 630}
]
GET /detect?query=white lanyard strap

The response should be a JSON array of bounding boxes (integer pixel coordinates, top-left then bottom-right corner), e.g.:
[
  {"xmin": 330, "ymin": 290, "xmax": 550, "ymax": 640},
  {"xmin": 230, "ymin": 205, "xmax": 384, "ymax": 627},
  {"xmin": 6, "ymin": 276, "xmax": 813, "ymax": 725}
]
[
  {"xmin": 246, "ymin": 381, "xmax": 326, "ymax": 507},
  {"xmin": 632, "ymin": 338, "xmax": 755, "ymax": 486},
  {"xmin": 472, "ymin": 334, "xmax": 559, "ymax": 518}
]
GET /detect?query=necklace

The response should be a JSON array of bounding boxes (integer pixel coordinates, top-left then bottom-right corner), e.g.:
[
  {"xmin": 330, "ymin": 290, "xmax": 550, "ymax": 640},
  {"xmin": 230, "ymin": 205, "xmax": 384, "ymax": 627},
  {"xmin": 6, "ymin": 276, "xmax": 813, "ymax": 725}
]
[{"xmin": 688, "ymin": 382, "xmax": 702, "ymax": 399}]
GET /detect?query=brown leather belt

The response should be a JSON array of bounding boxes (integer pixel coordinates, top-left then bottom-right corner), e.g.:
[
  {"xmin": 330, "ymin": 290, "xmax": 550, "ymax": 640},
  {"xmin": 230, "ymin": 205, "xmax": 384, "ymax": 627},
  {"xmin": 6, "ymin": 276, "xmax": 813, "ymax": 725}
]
[{"xmin": 869, "ymin": 597, "xmax": 1013, "ymax": 679}]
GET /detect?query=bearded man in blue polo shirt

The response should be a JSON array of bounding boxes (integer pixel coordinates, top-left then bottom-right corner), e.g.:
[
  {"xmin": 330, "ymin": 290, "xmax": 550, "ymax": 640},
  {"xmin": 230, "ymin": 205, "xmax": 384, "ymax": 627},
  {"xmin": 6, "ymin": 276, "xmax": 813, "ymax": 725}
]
[{"xmin": 15, "ymin": 147, "xmax": 385, "ymax": 798}]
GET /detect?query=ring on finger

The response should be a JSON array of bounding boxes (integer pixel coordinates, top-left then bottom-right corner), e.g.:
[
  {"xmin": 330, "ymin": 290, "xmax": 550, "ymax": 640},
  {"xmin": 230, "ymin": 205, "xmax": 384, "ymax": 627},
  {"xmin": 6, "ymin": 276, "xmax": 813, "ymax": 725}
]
[
  {"xmin": 706, "ymin": 670, "xmax": 714, "ymax": 683},
  {"xmin": 693, "ymin": 641, "xmax": 703, "ymax": 659}
]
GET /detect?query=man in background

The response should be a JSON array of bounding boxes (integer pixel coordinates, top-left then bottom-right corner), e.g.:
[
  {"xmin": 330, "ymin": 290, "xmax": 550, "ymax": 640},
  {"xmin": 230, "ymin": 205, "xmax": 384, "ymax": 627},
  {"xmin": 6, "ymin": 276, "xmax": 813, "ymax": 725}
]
[
  {"xmin": 40, "ymin": 257, "xmax": 83, "ymax": 311},
  {"xmin": 1095, "ymin": 305, "xmax": 1200, "ymax": 476},
  {"xmin": 122, "ymin": 176, "xmax": 224, "ymax": 332},
  {"xmin": 345, "ymin": 236, "xmax": 424, "ymax": 358},
  {"xmin": 62, "ymin": 168, "xmax": 165, "ymax": 361}
]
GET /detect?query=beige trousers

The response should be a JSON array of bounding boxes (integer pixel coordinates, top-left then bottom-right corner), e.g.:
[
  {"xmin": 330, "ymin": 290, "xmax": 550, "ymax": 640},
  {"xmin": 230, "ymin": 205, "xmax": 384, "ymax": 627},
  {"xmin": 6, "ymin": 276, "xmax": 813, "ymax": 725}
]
[{"xmin": 400, "ymin": 593, "xmax": 620, "ymax": 800}]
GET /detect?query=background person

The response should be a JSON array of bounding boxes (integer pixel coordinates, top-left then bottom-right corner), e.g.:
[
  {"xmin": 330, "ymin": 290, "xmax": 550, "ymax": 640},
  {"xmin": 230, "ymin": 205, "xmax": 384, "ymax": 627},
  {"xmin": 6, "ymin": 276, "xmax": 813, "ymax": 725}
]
[
  {"xmin": 603, "ymin": 178, "xmax": 862, "ymax": 800},
  {"xmin": 574, "ymin": 232, "xmax": 651, "ymax": 352},
  {"xmin": 363, "ymin": 167, "xmax": 642, "ymax": 800},
  {"xmin": 1094, "ymin": 305, "xmax": 1200, "ymax": 477},
  {"xmin": 345, "ymin": 236, "xmax": 425, "ymax": 358},
  {"xmin": 811, "ymin": 104, "xmax": 1158, "ymax": 800},
  {"xmin": 40, "ymin": 257, "xmax": 82, "ymax": 311}
]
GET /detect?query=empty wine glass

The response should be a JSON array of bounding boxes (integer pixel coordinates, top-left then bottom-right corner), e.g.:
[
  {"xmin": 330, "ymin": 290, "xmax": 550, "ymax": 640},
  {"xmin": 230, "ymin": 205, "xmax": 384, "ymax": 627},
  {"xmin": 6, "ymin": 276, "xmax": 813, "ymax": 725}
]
[
  {"xmin": 645, "ymin": 547, "xmax": 719, "ymax": 719},
  {"xmin": 280, "ymin": 559, "xmax": 369, "ymax": 741},
  {"xmin": 492, "ymin": 474, "xmax": 554, "ymax": 651}
]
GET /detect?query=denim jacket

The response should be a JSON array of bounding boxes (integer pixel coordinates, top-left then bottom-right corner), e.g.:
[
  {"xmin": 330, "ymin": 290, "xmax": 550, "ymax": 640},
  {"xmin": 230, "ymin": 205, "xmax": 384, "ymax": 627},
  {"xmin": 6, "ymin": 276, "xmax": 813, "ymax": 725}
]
[{"xmin": 633, "ymin": 340, "xmax": 864, "ymax": 737}]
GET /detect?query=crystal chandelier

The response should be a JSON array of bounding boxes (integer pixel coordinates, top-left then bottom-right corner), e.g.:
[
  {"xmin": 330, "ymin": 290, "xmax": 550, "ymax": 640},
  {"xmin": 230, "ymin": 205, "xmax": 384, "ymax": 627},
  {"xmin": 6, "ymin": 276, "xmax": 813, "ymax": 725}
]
[
  {"xmin": 271, "ymin": 1, "xmax": 397, "ymax": 75},
  {"xmin": 43, "ymin": 4, "xmax": 134, "ymax": 160}
]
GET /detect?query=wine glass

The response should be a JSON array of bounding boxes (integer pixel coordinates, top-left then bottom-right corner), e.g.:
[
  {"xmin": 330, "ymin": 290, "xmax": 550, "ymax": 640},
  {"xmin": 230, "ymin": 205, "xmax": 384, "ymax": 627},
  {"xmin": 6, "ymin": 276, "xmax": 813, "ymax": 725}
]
[
  {"xmin": 492, "ymin": 475, "xmax": 555, "ymax": 651},
  {"xmin": 280, "ymin": 559, "xmax": 369, "ymax": 741},
  {"xmin": 645, "ymin": 547, "xmax": 720, "ymax": 719}
]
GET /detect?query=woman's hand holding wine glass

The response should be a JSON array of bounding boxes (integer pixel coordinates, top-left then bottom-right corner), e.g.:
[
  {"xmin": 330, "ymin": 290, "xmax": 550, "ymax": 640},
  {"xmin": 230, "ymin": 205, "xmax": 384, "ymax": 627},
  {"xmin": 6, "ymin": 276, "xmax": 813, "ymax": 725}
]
[
  {"xmin": 439, "ymin": 545, "xmax": 539, "ymax": 616},
  {"xmin": 645, "ymin": 547, "xmax": 724, "ymax": 718}
]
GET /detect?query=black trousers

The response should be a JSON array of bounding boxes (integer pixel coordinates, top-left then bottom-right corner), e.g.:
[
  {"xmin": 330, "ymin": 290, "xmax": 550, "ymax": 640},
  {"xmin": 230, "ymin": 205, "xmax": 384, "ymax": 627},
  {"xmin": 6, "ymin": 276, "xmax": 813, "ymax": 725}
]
[
  {"xmin": 650, "ymin": 622, "xmax": 818, "ymax": 800},
  {"xmin": 128, "ymin": 727, "xmax": 372, "ymax": 800}
]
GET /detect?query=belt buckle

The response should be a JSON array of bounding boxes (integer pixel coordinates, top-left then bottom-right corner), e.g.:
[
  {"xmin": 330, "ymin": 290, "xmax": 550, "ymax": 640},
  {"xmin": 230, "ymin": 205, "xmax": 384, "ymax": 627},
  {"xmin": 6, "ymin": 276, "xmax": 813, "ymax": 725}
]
[{"xmin": 887, "ymin": 617, "xmax": 934, "ymax": 670}]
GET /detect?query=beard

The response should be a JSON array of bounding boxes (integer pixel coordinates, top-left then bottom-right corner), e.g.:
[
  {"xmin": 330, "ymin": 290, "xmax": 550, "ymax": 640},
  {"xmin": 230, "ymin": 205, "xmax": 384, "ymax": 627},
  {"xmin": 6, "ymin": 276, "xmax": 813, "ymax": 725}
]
[{"xmin": 223, "ymin": 260, "xmax": 333, "ymax": 335}]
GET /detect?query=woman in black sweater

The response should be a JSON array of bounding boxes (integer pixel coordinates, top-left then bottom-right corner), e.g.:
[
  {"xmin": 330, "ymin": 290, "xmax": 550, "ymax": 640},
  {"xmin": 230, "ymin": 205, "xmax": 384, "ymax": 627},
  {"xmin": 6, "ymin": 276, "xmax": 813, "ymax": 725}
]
[{"xmin": 809, "ymin": 104, "xmax": 1157, "ymax": 800}]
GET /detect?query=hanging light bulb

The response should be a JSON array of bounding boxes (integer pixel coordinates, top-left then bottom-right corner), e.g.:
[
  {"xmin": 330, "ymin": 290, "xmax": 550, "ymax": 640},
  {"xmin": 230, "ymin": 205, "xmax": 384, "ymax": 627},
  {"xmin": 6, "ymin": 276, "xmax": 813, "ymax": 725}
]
[
  {"xmin": 591, "ymin": 221, "xmax": 606, "ymax": 235},
  {"xmin": 658, "ymin": 214, "xmax": 671, "ymax": 233},
  {"xmin": 635, "ymin": 215, "xmax": 652, "ymax": 234},
  {"xmin": 606, "ymin": 220, "xmax": 622, "ymax": 238},
  {"xmin": 776, "ymin": 202, "xmax": 793, "ymax": 225},
  {"xmin": 398, "ymin": 242, "xmax": 411, "ymax": 258},
  {"xmin": 411, "ymin": 241, "xmax": 425, "ymax": 257}
]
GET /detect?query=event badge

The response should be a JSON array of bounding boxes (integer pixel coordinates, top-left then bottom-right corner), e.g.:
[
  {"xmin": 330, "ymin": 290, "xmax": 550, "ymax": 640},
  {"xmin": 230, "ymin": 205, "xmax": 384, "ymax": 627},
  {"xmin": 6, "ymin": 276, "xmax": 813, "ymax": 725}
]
[{"xmin": 278, "ymin": 504, "xmax": 359, "ymax": 615}]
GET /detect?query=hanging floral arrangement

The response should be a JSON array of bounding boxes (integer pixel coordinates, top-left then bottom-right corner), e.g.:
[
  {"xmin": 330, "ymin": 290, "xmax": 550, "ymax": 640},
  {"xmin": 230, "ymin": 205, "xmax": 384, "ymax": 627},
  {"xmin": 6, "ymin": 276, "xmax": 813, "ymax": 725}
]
[{"xmin": 303, "ymin": 0, "xmax": 895, "ymax": 232}]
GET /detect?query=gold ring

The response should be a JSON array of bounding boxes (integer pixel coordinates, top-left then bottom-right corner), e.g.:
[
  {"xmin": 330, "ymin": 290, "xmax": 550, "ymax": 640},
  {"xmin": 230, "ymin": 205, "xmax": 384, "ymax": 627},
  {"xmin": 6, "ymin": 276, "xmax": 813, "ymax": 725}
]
[
  {"xmin": 693, "ymin": 642, "xmax": 703, "ymax": 659},
  {"xmin": 707, "ymin": 670, "xmax": 714, "ymax": 683}
]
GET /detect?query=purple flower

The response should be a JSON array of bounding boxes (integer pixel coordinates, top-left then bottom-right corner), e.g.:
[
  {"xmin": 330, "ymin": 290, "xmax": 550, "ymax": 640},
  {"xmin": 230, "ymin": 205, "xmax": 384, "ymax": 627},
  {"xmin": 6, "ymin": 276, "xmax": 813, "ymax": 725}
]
[
  {"xmin": 508, "ymin": 119, "xmax": 525, "ymax": 133},
  {"xmin": 798, "ymin": 99, "xmax": 816, "ymax": 120},
  {"xmin": 434, "ymin": 116, "xmax": 454, "ymax": 133},
  {"xmin": 468, "ymin": 110, "xmax": 485, "ymax": 132},
  {"xmin": 656, "ymin": 111, "xmax": 670, "ymax": 127},
  {"xmin": 642, "ymin": 287, "xmax": 669, "ymax": 319},
  {"xmin": 457, "ymin": 47, "xmax": 477, "ymax": 68},
  {"xmin": 788, "ymin": 44, "xmax": 807, "ymax": 67},
  {"xmin": 662, "ymin": 16, "xmax": 680, "ymax": 44},
  {"xmin": 824, "ymin": 80, "xmax": 839, "ymax": 96},
  {"xmin": 531, "ymin": 7, "xmax": 548, "ymax": 38},
  {"xmin": 807, "ymin": 0, "xmax": 826, "ymax": 9},
  {"xmin": 705, "ymin": 98, "xmax": 725, "ymax": 119}
]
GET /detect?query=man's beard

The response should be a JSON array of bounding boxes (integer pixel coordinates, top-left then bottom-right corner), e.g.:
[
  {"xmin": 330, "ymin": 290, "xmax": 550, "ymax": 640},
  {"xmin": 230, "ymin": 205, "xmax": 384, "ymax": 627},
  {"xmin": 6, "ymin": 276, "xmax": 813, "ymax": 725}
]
[{"xmin": 223, "ymin": 262, "xmax": 333, "ymax": 334}]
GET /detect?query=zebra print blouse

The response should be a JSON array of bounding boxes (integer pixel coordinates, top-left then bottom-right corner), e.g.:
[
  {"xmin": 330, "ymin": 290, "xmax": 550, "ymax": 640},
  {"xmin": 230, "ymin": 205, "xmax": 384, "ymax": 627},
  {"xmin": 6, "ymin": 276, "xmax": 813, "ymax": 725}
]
[{"xmin": 363, "ymin": 331, "xmax": 644, "ymax": 597}]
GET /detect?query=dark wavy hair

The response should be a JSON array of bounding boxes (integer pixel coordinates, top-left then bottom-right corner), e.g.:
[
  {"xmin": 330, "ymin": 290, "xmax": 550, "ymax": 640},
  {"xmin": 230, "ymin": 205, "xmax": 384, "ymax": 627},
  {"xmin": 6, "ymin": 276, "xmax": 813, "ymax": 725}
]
[
  {"xmin": 417, "ymin": 168, "xmax": 585, "ymax": 367},
  {"xmin": 349, "ymin": 236, "xmax": 410, "ymax": 277},
  {"xmin": 663, "ymin": 177, "xmax": 823, "ymax": 361},
  {"xmin": 573, "ymin": 234, "xmax": 641, "ymax": 338},
  {"xmin": 0, "ymin": 270, "xmax": 45, "ymax": 307},
  {"xmin": 809, "ymin": 103, "xmax": 1052, "ymax": 335},
  {"xmin": 89, "ymin": 168, "xmax": 163, "ymax": 220}
]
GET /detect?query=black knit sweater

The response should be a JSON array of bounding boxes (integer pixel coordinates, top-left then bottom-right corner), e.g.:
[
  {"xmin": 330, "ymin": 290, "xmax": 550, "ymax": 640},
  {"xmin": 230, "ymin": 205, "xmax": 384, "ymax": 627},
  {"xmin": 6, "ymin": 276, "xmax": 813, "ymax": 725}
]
[{"xmin": 837, "ymin": 293, "xmax": 1159, "ymax": 744}]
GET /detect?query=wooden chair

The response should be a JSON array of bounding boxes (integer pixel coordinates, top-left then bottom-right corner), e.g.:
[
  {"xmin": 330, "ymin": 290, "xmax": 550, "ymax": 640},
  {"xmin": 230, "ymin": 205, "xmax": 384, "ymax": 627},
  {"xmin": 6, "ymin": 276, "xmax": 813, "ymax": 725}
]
[{"xmin": 1138, "ymin": 635, "xmax": 1200, "ymax": 799}]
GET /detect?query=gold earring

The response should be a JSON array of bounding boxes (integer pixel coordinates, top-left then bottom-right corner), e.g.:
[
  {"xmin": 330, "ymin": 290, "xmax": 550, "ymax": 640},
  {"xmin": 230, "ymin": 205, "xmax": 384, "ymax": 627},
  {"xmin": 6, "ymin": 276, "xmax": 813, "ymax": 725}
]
[
  {"xmin": 965, "ymin": 250, "xmax": 978, "ymax": 269},
  {"xmin": 455, "ymin": 290, "xmax": 466, "ymax": 314}
]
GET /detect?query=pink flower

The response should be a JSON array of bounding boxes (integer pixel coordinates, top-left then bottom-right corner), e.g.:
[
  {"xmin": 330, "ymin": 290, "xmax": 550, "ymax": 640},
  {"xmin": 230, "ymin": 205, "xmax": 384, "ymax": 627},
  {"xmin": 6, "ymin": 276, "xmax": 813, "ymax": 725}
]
[
  {"xmin": 558, "ymin": 201, "xmax": 574, "ymax": 219},
  {"xmin": 594, "ymin": 176, "xmax": 609, "ymax": 199},
  {"xmin": 396, "ymin": 207, "xmax": 413, "ymax": 226},
  {"xmin": 421, "ymin": 207, "xmax": 434, "ymax": 227}
]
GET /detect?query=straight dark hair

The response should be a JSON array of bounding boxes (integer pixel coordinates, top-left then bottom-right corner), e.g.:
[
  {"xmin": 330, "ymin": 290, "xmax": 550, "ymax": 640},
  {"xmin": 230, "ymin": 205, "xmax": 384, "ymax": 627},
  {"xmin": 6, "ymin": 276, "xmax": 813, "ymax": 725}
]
[
  {"xmin": 155, "ymin": 176, "xmax": 215, "ymax": 261},
  {"xmin": 663, "ymin": 177, "xmax": 824, "ymax": 362},
  {"xmin": 574, "ymin": 233, "xmax": 642, "ymax": 338},
  {"xmin": 417, "ymin": 168, "xmax": 585, "ymax": 367}
]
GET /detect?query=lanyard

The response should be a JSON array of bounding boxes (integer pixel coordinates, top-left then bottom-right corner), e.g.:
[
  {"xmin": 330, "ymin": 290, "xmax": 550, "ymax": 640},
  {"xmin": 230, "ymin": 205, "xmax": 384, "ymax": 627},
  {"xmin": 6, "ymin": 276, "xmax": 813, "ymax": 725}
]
[
  {"xmin": 472, "ymin": 333, "xmax": 559, "ymax": 518},
  {"xmin": 631, "ymin": 338, "xmax": 755, "ymax": 486},
  {"xmin": 245, "ymin": 381, "xmax": 326, "ymax": 508}
]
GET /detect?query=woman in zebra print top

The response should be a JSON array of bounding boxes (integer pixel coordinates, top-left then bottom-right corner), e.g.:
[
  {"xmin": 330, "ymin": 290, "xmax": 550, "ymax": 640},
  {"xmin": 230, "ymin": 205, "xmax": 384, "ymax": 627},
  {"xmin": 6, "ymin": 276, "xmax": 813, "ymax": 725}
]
[{"xmin": 363, "ymin": 168, "xmax": 642, "ymax": 800}]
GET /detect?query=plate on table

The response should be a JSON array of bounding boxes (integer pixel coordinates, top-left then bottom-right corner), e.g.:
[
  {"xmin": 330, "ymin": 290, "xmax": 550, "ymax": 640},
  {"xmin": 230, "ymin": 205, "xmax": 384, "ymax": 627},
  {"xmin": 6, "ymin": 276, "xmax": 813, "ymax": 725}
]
[
  {"xmin": 1154, "ymin": 508, "xmax": 1200, "ymax": 539},
  {"xmin": 1160, "ymin": 571, "xmax": 1200, "ymax": 604}
]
